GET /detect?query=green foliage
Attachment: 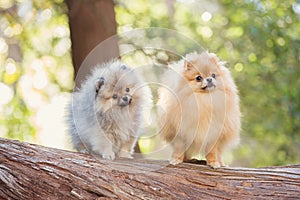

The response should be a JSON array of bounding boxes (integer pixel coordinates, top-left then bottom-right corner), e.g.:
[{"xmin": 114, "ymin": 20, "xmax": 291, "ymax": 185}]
[{"xmin": 0, "ymin": 0, "xmax": 73, "ymax": 144}]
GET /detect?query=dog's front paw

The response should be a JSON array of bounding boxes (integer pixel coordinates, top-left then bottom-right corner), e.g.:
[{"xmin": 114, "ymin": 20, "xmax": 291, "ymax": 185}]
[
  {"xmin": 78, "ymin": 149, "xmax": 89, "ymax": 154},
  {"xmin": 207, "ymin": 161, "xmax": 221, "ymax": 168},
  {"xmin": 102, "ymin": 151, "xmax": 115, "ymax": 160},
  {"xmin": 119, "ymin": 150, "xmax": 133, "ymax": 159},
  {"xmin": 169, "ymin": 157, "xmax": 183, "ymax": 165}
]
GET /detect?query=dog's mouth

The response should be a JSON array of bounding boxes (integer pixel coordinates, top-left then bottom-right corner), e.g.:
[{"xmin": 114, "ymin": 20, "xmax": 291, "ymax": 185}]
[{"xmin": 201, "ymin": 82, "xmax": 215, "ymax": 91}]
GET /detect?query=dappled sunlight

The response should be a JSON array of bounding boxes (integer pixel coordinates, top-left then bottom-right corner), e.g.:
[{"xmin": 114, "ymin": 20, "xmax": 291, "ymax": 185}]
[
  {"xmin": 35, "ymin": 93, "xmax": 71, "ymax": 150},
  {"xmin": 0, "ymin": 0, "xmax": 73, "ymax": 147}
]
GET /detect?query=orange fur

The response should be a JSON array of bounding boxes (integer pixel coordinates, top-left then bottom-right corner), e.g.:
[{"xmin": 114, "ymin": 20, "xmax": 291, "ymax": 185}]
[{"xmin": 158, "ymin": 51, "xmax": 241, "ymax": 167}]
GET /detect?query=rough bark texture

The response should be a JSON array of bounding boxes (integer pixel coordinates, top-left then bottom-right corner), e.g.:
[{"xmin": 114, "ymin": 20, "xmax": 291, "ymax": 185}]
[{"xmin": 0, "ymin": 138, "xmax": 299, "ymax": 199}]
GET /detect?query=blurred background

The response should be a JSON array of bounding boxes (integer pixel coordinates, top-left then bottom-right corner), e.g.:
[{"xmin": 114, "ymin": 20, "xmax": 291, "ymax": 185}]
[{"xmin": 0, "ymin": 0, "xmax": 299, "ymax": 167}]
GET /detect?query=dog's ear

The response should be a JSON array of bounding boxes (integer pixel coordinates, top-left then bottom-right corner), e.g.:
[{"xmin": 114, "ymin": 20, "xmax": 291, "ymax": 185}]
[
  {"xmin": 208, "ymin": 52, "xmax": 226, "ymax": 68},
  {"xmin": 208, "ymin": 52, "xmax": 220, "ymax": 65},
  {"xmin": 184, "ymin": 60, "xmax": 193, "ymax": 71},
  {"xmin": 95, "ymin": 77, "xmax": 105, "ymax": 94}
]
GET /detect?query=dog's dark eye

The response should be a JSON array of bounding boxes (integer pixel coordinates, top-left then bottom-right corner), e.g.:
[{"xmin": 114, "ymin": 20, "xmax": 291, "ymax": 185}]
[
  {"xmin": 196, "ymin": 75, "xmax": 203, "ymax": 82},
  {"xmin": 212, "ymin": 73, "xmax": 216, "ymax": 78},
  {"xmin": 112, "ymin": 94, "xmax": 118, "ymax": 99},
  {"xmin": 125, "ymin": 88, "xmax": 130, "ymax": 92}
]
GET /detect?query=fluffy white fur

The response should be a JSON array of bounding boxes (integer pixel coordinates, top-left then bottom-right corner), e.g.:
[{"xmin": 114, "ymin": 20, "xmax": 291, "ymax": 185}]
[
  {"xmin": 67, "ymin": 60, "xmax": 151, "ymax": 160},
  {"xmin": 158, "ymin": 51, "xmax": 241, "ymax": 167}
]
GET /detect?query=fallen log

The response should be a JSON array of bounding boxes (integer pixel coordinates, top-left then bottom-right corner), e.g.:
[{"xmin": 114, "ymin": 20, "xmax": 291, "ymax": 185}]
[{"xmin": 0, "ymin": 138, "xmax": 299, "ymax": 199}]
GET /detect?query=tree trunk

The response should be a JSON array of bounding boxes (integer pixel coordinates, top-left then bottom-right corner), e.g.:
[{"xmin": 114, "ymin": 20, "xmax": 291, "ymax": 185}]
[
  {"xmin": 0, "ymin": 138, "xmax": 299, "ymax": 199},
  {"xmin": 66, "ymin": 0, "xmax": 142, "ymax": 154},
  {"xmin": 66, "ymin": 0, "xmax": 119, "ymax": 87}
]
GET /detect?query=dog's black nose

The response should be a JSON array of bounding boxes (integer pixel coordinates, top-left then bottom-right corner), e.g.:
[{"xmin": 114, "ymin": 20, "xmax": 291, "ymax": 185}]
[
  {"xmin": 122, "ymin": 96, "xmax": 128, "ymax": 102},
  {"xmin": 207, "ymin": 78, "xmax": 212, "ymax": 82}
]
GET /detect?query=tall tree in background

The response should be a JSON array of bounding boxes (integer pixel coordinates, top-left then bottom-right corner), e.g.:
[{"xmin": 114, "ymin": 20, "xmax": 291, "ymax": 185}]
[
  {"xmin": 66, "ymin": 0, "xmax": 142, "ymax": 153},
  {"xmin": 66, "ymin": 0, "xmax": 119, "ymax": 86}
]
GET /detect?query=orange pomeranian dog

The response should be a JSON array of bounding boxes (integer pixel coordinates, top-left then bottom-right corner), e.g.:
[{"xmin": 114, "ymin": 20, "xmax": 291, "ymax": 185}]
[{"xmin": 157, "ymin": 51, "xmax": 241, "ymax": 168}]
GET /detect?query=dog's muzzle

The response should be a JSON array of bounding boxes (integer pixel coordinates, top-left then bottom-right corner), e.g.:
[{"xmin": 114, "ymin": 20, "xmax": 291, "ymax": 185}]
[
  {"xmin": 119, "ymin": 94, "xmax": 132, "ymax": 107},
  {"xmin": 201, "ymin": 78, "xmax": 216, "ymax": 90}
]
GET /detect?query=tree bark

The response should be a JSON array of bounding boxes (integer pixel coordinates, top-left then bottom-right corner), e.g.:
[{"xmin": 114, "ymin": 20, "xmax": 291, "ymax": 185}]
[
  {"xmin": 0, "ymin": 138, "xmax": 299, "ymax": 199},
  {"xmin": 66, "ymin": 0, "xmax": 119, "ymax": 87}
]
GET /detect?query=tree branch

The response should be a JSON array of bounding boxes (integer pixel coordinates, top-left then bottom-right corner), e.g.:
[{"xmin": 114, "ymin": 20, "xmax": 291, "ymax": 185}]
[{"xmin": 0, "ymin": 138, "xmax": 299, "ymax": 199}]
